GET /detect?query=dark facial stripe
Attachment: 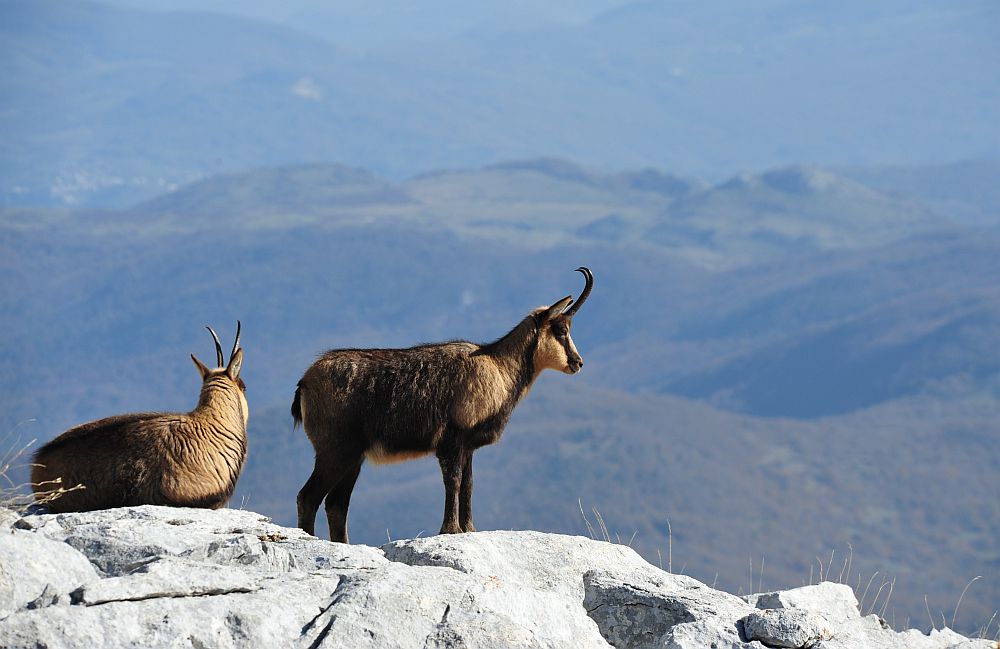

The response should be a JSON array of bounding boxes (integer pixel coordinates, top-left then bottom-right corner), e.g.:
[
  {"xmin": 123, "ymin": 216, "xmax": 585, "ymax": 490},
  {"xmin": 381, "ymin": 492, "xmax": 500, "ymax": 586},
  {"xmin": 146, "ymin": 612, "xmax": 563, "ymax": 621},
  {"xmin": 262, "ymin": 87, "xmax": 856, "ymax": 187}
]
[{"xmin": 560, "ymin": 334, "xmax": 576, "ymax": 360}]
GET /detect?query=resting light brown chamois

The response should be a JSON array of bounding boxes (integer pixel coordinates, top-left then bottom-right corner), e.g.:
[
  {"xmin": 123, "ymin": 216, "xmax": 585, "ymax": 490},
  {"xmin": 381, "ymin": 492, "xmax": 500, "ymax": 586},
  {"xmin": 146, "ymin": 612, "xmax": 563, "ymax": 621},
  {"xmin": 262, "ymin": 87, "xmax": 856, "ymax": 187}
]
[
  {"xmin": 31, "ymin": 323, "xmax": 248, "ymax": 512},
  {"xmin": 293, "ymin": 267, "xmax": 594, "ymax": 542}
]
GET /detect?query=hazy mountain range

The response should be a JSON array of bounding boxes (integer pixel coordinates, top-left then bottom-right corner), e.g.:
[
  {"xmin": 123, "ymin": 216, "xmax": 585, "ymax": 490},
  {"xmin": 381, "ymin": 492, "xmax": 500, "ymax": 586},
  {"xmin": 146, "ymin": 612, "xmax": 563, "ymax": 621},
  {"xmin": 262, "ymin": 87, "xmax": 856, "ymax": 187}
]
[
  {"xmin": 2, "ymin": 157, "xmax": 998, "ymax": 633},
  {"xmin": 2, "ymin": 0, "xmax": 998, "ymax": 206}
]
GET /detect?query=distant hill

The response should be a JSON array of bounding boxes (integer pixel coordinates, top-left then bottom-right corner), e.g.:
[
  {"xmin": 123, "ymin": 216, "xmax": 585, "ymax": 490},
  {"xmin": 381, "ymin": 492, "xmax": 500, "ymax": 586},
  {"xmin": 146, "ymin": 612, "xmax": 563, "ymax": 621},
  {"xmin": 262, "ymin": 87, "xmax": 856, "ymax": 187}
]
[
  {"xmin": 840, "ymin": 159, "xmax": 1000, "ymax": 225},
  {"xmin": 3, "ymin": 0, "xmax": 998, "ymax": 206},
  {"xmin": 131, "ymin": 163, "xmax": 411, "ymax": 220},
  {"xmin": 653, "ymin": 231, "xmax": 1000, "ymax": 416},
  {"xmin": 645, "ymin": 165, "xmax": 943, "ymax": 267},
  {"xmin": 114, "ymin": 159, "xmax": 961, "ymax": 268}
]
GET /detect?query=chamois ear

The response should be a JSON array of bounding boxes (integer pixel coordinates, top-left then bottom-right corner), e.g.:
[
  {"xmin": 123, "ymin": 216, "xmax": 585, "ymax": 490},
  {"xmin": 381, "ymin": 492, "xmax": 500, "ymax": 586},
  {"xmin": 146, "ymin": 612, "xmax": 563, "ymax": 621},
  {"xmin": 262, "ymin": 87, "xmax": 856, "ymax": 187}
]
[
  {"xmin": 226, "ymin": 347, "xmax": 243, "ymax": 380},
  {"xmin": 191, "ymin": 354, "xmax": 211, "ymax": 380},
  {"xmin": 542, "ymin": 296, "xmax": 573, "ymax": 321}
]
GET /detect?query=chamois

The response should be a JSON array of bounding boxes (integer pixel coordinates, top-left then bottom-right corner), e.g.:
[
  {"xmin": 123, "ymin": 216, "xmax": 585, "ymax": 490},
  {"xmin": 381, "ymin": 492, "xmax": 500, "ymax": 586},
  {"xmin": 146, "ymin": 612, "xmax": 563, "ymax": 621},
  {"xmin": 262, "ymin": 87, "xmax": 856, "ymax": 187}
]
[
  {"xmin": 293, "ymin": 267, "xmax": 594, "ymax": 542},
  {"xmin": 31, "ymin": 323, "xmax": 249, "ymax": 513}
]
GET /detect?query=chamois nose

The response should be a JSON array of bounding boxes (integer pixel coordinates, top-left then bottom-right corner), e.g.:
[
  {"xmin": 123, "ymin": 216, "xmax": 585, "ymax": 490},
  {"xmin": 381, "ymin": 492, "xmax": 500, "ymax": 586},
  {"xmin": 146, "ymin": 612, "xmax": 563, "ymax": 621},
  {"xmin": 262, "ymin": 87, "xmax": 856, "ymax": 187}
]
[{"xmin": 568, "ymin": 357, "xmax": 583, "ymax": 373}]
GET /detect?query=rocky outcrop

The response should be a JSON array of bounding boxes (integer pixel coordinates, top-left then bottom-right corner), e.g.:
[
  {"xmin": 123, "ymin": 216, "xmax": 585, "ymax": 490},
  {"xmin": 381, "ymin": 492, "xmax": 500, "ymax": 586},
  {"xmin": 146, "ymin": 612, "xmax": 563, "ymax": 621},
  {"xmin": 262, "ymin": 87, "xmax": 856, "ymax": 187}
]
[{"xmin": 0, "ymin": 506, "xmax": 993, "ymax": 648}]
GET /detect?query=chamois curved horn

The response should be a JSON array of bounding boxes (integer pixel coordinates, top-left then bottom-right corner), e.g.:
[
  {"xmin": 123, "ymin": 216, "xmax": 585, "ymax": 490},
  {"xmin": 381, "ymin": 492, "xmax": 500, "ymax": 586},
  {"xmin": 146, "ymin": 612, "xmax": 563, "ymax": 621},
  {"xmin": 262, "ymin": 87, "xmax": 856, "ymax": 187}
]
[
  {"xmin": 563, "ymin": 267, "xmax": 593, "ymax": 317},
  {"xmin": 206, "ymin": 325, "xmax": 225, "ymax": 367},
  {"xmin": 230, "ymin": 320, "xmax": 241, "ymax": 362}
]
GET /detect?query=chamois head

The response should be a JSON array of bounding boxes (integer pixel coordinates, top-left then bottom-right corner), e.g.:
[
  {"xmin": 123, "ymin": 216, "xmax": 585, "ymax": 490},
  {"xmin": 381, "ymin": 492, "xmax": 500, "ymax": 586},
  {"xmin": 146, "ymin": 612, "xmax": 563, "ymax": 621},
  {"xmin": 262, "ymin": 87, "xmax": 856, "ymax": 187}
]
[
  {"xmin": 534, "ymin": 267, "xmax": 593, "ymax": 375},
  {"xmin": 191, "ymin": 321, "xmax": 248, "ymax": 423}
]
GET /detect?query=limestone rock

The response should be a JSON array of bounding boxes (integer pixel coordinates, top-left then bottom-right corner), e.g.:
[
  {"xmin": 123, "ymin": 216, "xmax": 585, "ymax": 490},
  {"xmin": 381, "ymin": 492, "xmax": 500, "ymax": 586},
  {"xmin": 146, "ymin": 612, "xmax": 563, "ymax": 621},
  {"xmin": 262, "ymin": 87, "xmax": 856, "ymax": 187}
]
[
  {"xmin": 742, "ymin": 608, "xmax": 833, "ymax": 647},
  {"xmin": 746, "ymin": 585, "xmax": 994, "ymax": 649},
  {"xmin": 306, "ymin": 561, "xmax": 610, "ymax": 649},
  {"xmin": 382, "ymin": 529, "xmax": 654, "ymax": 601},
  {"xmin": 0, "ymin": 508, "xmax": 19, "ymax": 531},
  {"xmin": 583, "ymin": 567, "xmax": 757, "ymax": 648},
  {"xmin": 70, "ymin": 556, "xmax": 263, "ymax": 606},
  {"xmin": 2, "ymin": 570, "xmax": 346, "ymax": 648},
  {"xmin": 941, "ymin": 638, "xmax": 1000, "ymax": 649},
  {"xmin": 750, "ymin": 582, "xmax": 860, "ymax": 625},
  {"xmin": 0, "ymin": 527, "xmax": 98, "ymax": 620},
  {"xmin": 15, "ymin": 504, "xmax": 386, "ymax": 575},
  {"xmin": 0, "ymin": 506, "xmax": 992, "ymax": 649},
  {"xmin": 809, "ymin": 616, "xmax": 965, "ymax": 649}
]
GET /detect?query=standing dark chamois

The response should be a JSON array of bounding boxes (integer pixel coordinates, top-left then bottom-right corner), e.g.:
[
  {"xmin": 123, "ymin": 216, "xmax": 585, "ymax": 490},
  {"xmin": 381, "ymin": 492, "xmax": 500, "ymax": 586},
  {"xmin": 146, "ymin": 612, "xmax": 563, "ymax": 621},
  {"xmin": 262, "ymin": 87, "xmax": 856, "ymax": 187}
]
[
  {"xmin": 293, "ymin": 267, "xmax": 593, "ymax": 542},
  {"xmin": 31, "ymin": 323, "xmax": 248, "ymax": 512}
]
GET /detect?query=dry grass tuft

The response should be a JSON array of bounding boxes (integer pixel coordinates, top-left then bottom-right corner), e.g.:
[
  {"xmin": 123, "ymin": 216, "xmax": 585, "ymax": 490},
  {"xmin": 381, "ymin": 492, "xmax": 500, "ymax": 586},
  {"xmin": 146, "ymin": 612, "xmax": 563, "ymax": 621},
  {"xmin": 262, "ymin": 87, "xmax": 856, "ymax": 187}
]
[{"xmin": 1, "ymin": 427, "xmax": 84, "ymax": 514}]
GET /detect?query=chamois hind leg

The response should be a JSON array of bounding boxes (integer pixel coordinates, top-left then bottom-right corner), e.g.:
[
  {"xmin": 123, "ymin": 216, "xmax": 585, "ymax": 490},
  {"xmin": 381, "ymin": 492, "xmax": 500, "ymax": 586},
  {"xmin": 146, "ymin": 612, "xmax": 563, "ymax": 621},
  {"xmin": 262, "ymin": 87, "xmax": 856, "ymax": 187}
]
[
  {"xmin": 437, "ymin": 441, "xmax": 467, "ymax": 535},
  {"xmin": 296, "ymin": 460, "xmax": 335, "ymax": 537},
  {"xmin": 324, "ymin": 460, "xmax": 362, "ymax": 544},
  {"xmin": 459, "ymin": 451, "xmax": 476, "ymax": 533}
]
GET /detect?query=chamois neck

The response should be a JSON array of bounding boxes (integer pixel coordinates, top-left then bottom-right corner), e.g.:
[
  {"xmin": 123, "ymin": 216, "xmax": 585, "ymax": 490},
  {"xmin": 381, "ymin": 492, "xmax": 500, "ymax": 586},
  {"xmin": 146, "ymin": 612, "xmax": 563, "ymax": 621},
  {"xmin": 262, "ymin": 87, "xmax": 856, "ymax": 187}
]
[
  {"xmin": 193, "ymin": 378, "xmax": 244, "ymax": 421},
  {"xmin": 479, "ymin": 314, "xmax": 539, "ymax": 381}
]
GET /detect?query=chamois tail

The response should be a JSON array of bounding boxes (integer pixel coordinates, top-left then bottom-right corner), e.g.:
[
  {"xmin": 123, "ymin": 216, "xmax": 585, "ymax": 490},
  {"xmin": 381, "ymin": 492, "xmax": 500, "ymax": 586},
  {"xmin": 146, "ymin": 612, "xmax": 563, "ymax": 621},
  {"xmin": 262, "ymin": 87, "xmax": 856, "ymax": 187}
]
[{"xmin": 291, "ymin": 383, "xmax": 303, "ymax": 428}]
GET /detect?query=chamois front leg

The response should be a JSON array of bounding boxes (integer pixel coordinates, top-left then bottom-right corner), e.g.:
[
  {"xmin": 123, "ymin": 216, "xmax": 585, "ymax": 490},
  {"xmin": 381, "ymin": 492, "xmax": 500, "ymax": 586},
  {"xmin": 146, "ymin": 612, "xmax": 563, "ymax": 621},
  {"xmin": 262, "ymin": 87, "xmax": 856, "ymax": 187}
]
[
  {"xmin": 459, "ymin": 451, "xmax": 476, "ymax": 532},
  {"xmin": 437, "ymin": 441, "xmax": 464, "ymax": 535}
]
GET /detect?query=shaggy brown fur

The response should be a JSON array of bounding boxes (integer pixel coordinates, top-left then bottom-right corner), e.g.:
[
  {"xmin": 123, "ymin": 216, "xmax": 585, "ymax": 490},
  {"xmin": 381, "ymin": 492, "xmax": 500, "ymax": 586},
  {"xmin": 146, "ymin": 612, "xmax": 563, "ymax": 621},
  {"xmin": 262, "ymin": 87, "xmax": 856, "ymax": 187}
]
[
  {"xmin": 294, "ymin": 268, "xmax": 593, "ymax": 543},
  {"xmin": 31, "ymin": 324, "xmax": 248, "ymax": 513}
]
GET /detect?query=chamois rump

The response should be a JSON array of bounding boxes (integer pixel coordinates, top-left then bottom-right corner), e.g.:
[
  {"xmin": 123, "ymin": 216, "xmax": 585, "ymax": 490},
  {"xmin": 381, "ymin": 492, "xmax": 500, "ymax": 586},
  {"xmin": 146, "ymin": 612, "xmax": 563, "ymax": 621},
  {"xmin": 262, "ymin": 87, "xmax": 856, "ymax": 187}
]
[
  {"xmin": 293, "ymin": 268, "xmax": 594, "ymax": 542},
  {"xmin": 31, "ymin": 323, "xmax": 249, "ymax": 513}
]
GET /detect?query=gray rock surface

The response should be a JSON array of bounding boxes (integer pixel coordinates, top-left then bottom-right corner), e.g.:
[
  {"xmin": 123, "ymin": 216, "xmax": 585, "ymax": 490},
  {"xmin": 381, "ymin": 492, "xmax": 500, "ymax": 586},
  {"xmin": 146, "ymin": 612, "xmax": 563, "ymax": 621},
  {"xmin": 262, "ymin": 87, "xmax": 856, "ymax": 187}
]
[
  {"xmin": 0, "ymin": 508, "xmax": 18, "ymax": 531},
  {"xmin": 0, "ymin": 506, "xmax": 992, "ymax": 649},
  {"xmin": 743, "ymin": 583, "xmax": 994, "ymax": 649},
  {"xmin": 810, "ymin": 618, "xmax": 992, "ymax": 649},
  {"xmin": 13, "ymin": 505, "xmax": 387, "ymax": 575},
  {"xmin": 742, "ymin": 608, "xmax": 833, "ymax": 647},
  {"xmin": 382, "ymin": 529, "xmax": 654, "ymax": 601},
  {"xmin": 584, "ymin": 568, "xmax": 757, "ymax": 648},
  {"xmin": 0, "ymin": 527, "xmax": 99, "ymax": 619},
  {"xmin": 750, "ymin": 582, "xmax": 861, "ymax": 625}
]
